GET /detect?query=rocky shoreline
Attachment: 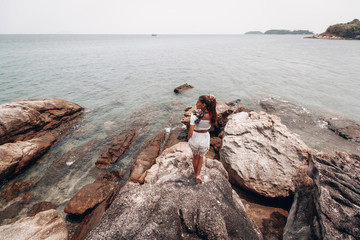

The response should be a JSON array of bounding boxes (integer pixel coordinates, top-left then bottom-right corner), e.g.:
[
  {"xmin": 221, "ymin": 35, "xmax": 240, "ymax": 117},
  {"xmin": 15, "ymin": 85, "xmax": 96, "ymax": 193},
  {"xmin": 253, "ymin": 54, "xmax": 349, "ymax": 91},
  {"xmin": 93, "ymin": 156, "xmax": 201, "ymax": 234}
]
[
  {"xmin": 306, "ymin": 19, "xmax": 360, "ymax": 40},
  {"xmin": 0, "ymin": 97, "xmax": 359, "ymax": 239}
]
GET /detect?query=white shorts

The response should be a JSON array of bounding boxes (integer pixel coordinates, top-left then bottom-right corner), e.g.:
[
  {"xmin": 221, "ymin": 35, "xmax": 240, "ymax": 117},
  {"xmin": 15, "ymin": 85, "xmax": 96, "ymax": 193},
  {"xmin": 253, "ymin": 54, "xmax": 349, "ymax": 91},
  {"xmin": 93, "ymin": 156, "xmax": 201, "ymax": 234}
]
[{"xmin": 188, "ymin": 131, "xmax": 210, "ymax": 156}]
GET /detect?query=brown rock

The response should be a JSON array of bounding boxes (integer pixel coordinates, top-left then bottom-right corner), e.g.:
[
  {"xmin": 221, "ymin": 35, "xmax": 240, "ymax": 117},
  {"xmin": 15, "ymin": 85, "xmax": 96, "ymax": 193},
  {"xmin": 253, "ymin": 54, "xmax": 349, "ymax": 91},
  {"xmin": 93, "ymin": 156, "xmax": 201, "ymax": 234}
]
[
  {"xmin": 27, "ymin": 201, "xmax": 57, "ymax": 217},
  {"xmin": 235, "ymin": 106, "xmax": 253, "ymax": 113},
  {"xmin": 181, "ymin": 102, "xmax": 231, "ymax": 131},
  {"xmin": 97, "ymin": 169, "xmax": 124, "ymax": 181},
  {"xmin": 0, "ymin": 202, "xmax": 23, "ymax": 223},
  {"xmin": 210, "ymin": 136, "xmax": 222, "ymax": 153},
  {"xmin": 0, "ymin": 98, "xmax": 83, "ymax": 183},
  {"xmin": 0, "ymin": 98, "xmax": 83, "ymax": 145},
  {"xmin": 20, "ymin": 192, "xmax": 33, "ymax": 204},
  {"xmin": 64, "ymin": 181, "xmax": 115, "ymax": 215},
  {"xmin": 71, "ymin": 181, "xmax": 123, "ymax": 240},
  {"xmin": 129, "ymin": 132, "xmax": 166, "ymax": 183},
  {"xmin": 163, "ymin": 127, "xmax": 186, "ymax": 150},
  {"xmin": 0, "ymin": 136, "xmax": 56, "ymax": 182},
  {"xmin": 3, "ymin": 177, "xmax": 40, "ymax": 201},
  {"xmin": 95, "ymin": 129, "xmax": 137, "ymax": 168},
  {"xmin": 173, "ymin": 83, "xmax": 194, "ymax": 93}
]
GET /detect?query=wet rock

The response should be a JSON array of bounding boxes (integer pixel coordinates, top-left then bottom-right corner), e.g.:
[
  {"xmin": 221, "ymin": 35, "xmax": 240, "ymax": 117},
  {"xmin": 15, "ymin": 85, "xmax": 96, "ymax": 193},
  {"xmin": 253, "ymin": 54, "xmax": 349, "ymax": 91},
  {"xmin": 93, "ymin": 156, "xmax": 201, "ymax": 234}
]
[
  {"xmin": 20, "ymin": 192, "xmax": 33, "ymax": 204},
  {"xmin": 27, "ymin": 201, "xmax": 57, "ymax": 217},
  {"xmin": 259, "ymin": 97, "xmax": 360, "ymax": 155},
  {"xmin": 326, "ymin": 118, "xmax": 360, "ymax": 143},
  {"xmin": 71, "ymin": 181, "xmax": 123, "ymax": 240},
  {"xmin": 95, "ymin": 129, "xmax": 137, "ymax": 168},
  {"xmin": 0, "ymin": 98, "xmax": 83, "ymax": 145},
  {"xmin": 221, "ymin": 111, "xmax": 309, "ymax": 198},
  {"xmin": 38, "ymin": 138, "xmax": 109, "ymax": 189},
  {"xmin": 0, "ymin": 209, "xmax": 68, "ymax": 240},
  {"xmin": 72, "ymin": 123, "xmax": 97, "ymax": 139},
  {"xmin": 129, "ymin": 132, "xmax": 166, "ymax": 184},
  {"xmin": 259, "ymin": 97, "xmax": 315, "ymax": 130},
  {"xmin": 0, "ymin": 98, "xmax": 83, "ymax": 182},
  {"xmin": 64, "ymin": 180, "xmax": 115, "ymax": 215},
  {"xmin": 173, "ymin": 83, "xmax": 194, "ymax": 93},
  {"xmin": 3, "ymin": 177, "xmax": 40, "ymax": 201},
  {"xmin": 96, "ymin": 169, "xmax": 124, "ymax": 181},
  {"xmin": 284, "ymin": 151, "xmax": 360, "ymax": 240},
  {"xmin": 0, "ymin": 202, "xmax": 23, "ymax": 223},
  {"xmin": 0, "ymin": 135, "xmax": 55, "ymax": 183},
  {"xmin": 86, "ymin": 143, "xmax": 262, "ymax": 240}
]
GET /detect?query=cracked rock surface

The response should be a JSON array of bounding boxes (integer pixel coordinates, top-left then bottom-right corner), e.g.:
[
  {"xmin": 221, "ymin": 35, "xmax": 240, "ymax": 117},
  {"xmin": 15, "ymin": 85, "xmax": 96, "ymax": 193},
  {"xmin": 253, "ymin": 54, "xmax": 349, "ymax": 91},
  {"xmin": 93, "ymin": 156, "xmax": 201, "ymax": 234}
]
[
  {"xmin": 221, "ymin": 111, "xmax": 309, "ymax": 198},
  {"xmin": 86, "ymin": 142, "xmax": 262, "ymax": 240}
]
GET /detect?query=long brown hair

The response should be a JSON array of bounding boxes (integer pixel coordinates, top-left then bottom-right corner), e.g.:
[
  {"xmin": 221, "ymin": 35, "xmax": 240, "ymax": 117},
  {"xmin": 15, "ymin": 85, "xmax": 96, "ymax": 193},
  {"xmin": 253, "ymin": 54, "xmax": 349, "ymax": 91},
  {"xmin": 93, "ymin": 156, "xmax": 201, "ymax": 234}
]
[{"xmin": 199, "ymin": 95, "xmax": 217, "ymax": 124}]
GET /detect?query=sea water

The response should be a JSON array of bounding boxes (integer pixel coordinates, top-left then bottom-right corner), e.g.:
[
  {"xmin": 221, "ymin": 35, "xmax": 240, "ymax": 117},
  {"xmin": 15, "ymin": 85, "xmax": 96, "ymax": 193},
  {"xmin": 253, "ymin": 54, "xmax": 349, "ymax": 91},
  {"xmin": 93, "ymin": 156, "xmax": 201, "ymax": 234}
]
[{"xmin": 0, "ymin": 34, "xmax": 359, "ymax": 226}]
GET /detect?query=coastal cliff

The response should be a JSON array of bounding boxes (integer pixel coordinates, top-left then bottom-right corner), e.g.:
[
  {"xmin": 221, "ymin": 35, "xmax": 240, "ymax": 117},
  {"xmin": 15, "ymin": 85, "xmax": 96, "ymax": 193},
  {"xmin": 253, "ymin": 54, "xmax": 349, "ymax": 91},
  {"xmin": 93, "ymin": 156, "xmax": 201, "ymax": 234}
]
[{"xmin": 310, "ymin": 19, "xmax": 360, "ymax": 40}]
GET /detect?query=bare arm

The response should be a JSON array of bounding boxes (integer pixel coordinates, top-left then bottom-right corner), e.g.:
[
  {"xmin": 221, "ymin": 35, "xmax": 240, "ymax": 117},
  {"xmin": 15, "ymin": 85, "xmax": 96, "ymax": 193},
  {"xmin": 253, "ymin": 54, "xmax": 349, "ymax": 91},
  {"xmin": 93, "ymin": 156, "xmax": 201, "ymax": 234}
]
[{"xmin": 188, "ymin": 125, "xmax": 194, "ymax": 141}]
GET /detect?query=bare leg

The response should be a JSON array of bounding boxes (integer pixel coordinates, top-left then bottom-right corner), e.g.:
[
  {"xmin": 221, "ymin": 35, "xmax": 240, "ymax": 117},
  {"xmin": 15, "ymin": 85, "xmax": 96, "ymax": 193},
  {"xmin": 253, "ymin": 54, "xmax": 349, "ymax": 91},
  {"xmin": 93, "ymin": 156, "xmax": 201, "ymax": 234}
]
[
  {"xmin": 192, "ymin": 154, "xmax": 198, "ymax": 175},
  {"xmin": 195, "ymin": 155, "xmax": 203, "ymax": 184}
]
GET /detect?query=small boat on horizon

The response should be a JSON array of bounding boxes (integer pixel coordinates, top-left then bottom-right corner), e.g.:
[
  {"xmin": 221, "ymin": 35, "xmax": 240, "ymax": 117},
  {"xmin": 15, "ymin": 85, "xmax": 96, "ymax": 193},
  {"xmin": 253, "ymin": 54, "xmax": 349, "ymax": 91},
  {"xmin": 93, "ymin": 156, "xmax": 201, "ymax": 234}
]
[{"xmin": 151, "ymin": 34, "xmax": 157, "ymax": 36}]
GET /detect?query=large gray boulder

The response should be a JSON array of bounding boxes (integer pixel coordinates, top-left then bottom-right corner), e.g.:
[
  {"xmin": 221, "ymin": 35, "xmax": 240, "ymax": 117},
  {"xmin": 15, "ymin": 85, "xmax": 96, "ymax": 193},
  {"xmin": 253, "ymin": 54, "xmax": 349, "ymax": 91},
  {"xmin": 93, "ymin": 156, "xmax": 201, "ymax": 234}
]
[
  {"xmin": 221, "ymin": 111, "xmax": 309, "ymax": 198},
  {"xmin": 283, "ymin": 151, "xmax": 360, "ymax": 240},
  {"xmin": 0, "ymin": 209, "xmax": 68, "ymax": 240},
  {"xmin": 86, "ymin": 142, "xmax": 262, "ymax": 240}
]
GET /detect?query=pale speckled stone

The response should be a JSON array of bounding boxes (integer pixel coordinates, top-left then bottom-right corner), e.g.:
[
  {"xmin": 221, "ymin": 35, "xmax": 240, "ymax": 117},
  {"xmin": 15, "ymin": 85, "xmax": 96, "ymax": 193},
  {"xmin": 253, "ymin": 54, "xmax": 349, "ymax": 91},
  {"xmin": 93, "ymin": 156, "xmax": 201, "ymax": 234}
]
[
  {"xmin": 221, "ymin": 111, "xmax": 309, "ymax": 198},
  {"xmin": 0, "ymin": 209, "xmax": 68, "ymax": 240}
]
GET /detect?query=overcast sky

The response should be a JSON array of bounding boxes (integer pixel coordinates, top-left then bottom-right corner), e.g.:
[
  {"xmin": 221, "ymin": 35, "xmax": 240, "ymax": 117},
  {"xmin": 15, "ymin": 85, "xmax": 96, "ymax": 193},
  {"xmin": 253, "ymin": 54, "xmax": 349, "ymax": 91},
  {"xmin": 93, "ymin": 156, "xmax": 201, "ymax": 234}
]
[{"xmin": 0, "ymin": 0, "xmax": 358, "ymax": 34}]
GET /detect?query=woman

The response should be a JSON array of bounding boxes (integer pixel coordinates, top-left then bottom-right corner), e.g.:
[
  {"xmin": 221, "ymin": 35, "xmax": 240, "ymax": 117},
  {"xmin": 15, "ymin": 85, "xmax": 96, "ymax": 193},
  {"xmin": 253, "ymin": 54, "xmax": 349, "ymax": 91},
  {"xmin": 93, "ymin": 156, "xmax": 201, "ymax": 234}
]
[{"xmin": 187, "ymin": 95, "xmax": 217, "ymax": 183}]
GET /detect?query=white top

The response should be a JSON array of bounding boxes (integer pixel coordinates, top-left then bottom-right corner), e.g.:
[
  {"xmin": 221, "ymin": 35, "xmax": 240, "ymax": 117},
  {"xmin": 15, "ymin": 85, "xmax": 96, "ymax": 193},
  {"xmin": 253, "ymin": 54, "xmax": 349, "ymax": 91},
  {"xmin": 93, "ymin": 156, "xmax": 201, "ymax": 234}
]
[{"xmin": 190, "ymin": 114, "xmax": 211, "ymax": 131}]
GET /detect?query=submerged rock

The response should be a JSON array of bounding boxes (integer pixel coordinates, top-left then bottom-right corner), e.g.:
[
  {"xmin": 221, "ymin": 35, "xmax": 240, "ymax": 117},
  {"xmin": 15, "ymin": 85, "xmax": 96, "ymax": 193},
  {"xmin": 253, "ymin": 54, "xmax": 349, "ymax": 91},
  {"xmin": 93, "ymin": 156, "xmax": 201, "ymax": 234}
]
[
  {"xmin": 221, "ymin": 111, "xmax": 309, "ymax": 198},
  {"xmin": 95, "ymin": 129, "xmax": 137, "ymax": 168},
  {"xmin": 2, "ymin": 177, "xmax": 40, "ymax": 202},
  {"xmin": 86, "ymin": 142, "xmax": 262, "ymax": 240},
  {"xmin": 259, "ymin": 97, "xmax": 360, "ymax": 155},
  {"xmin": 173, "ymin": 83, "xmax": 194, "ymax": 93},
  {"xmin": 0, "ymin": 209, "xmax": 68, "ymax": 240},
  {"xmin": 284, "ymin": 151, "xmax": 360, "ymax": 240},
  {"xmin": 325, "ymin": 118, "xmax": 360, "ymax": 143},
  {"xmin": 27, "ymin": 201, "xmax": 57, "ymax": 217}
]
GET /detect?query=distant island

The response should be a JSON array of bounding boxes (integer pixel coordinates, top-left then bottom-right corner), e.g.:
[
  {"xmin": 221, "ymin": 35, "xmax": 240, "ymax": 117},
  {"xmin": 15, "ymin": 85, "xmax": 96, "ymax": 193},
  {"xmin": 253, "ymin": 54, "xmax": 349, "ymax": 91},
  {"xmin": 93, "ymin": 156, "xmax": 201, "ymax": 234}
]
[
  {"xmin": 244, "ymin": 31, "xmax": 263, "ymax": 34},
  {"xmin": 245, "ymin": 30, "xmax": 314, "ymax": 35},
  {"xmin": 308, "ymin": 19, "xmax": 360, "ymax": 40}
]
